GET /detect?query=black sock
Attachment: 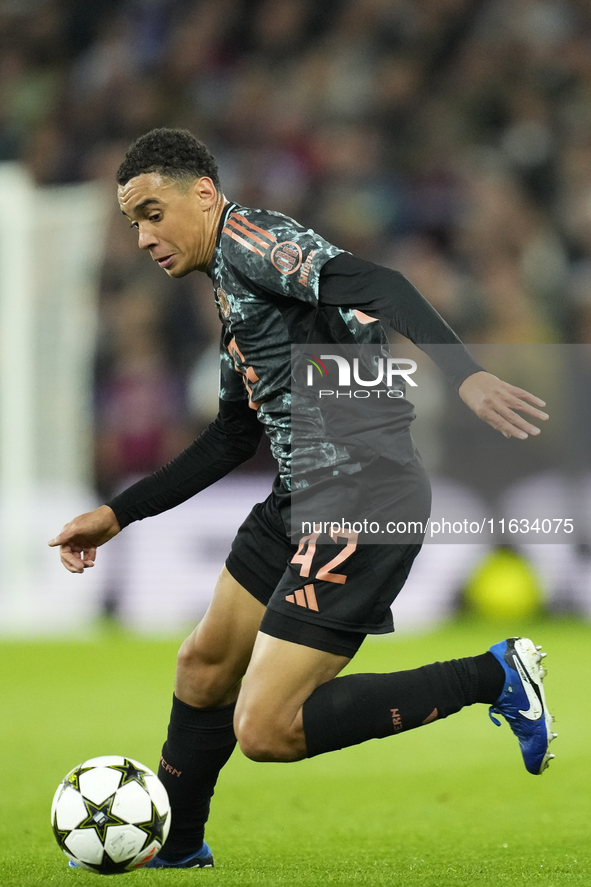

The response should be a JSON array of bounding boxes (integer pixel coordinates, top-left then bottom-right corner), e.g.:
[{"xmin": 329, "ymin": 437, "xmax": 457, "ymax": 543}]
[
  {"xmin": 302, "ymin": 655, "xmax": 503, "ymax": 758},
  {"xmin": 157, "ymin": 695, "xmax": 236, "ymax": 861},
  {"xmin": 473, "ymin": 651, "xmax": 505, "ymax": 704}
]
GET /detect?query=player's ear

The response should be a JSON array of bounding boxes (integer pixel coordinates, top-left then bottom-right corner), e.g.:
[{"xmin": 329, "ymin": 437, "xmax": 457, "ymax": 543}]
[{"xmin": 194, "ymin": 176, "xmax": 218, "ymax": 208}]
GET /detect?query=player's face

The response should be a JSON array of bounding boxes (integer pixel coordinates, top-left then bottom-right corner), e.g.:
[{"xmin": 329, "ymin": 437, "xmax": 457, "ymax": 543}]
[{"xmin": 117, "ymin": 172, "xmax": 221, "ymax": 277}]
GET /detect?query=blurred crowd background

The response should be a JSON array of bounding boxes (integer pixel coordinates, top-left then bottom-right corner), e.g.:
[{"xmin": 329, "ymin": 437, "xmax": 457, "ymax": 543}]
[{"xmin": 2, "ymin": 0, "xmax": 591, "ymax": 630}]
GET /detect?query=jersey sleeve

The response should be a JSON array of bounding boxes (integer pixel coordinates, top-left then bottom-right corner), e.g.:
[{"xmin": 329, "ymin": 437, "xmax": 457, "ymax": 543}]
[
  {"xmin": 105, "ymin": 397, "xmax": 263, "ymax": 528},
  {"xmin": 219, "ymin": 330, "xmax": 249, "ymax": 404},
  {"xmin": 105, "ymin": 334, "xmax": 262, "ymax": 528},
  {"xmin": 319, "ymin": 252, "xmax": 484, "ymax": 390},
  {"xmin": 220, "ymin": 207, "xmax": 344, "ymax": 304}
]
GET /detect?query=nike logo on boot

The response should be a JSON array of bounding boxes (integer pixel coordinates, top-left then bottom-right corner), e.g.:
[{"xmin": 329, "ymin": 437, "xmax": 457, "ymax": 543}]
[{"xmin": 513, "ymin": 656, "xmax": 543, "ymax": 720}]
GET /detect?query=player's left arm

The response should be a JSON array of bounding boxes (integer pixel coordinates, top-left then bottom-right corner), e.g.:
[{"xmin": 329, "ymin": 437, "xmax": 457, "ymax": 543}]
[{"xmin": 319, "ymin": 252, "xmax": 549, "ymax": 439}]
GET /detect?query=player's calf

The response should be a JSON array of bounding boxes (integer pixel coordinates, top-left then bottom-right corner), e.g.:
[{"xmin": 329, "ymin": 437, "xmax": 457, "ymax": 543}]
[
  {"xmin": 175, "ymin": 636, "xmax": 242, "ymax": 708},
  {"xmin": 301, "ymin": 654, "xmax": 503, "ymax": 756},
  {"xmin": 156, "ymin": 569, "xmax": 265, "ymax": 861}
]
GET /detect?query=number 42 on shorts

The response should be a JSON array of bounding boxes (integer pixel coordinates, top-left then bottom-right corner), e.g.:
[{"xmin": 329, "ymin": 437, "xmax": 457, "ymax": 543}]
[{"xmin": 290, "ymin": 530, "xmax": 359, "ymax": 586}]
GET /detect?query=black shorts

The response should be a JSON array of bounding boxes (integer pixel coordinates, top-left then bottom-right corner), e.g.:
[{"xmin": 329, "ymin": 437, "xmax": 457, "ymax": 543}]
[{"xmin": 226, "ymin": 455, "xmax": 431, "ymax": 658}]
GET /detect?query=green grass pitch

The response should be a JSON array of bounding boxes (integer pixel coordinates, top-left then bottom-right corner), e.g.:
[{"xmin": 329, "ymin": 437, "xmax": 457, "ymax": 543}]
[{"xmin": 1, "ymin": 616, "xmax": 590, "ymax": 885}]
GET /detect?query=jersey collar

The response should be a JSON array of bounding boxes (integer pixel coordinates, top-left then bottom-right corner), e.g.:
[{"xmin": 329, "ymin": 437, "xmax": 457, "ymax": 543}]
[
  {"xmin": 207, "ymin": 201, "xmax": 238, "ymax": 277},
  {"xmin": 215, "ymin": 201, "xmax": 238, "ymax": 248}
]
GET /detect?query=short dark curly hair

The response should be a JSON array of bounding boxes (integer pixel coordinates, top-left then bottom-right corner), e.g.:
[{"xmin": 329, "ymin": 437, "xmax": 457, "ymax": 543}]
[{"xmin": 116, "ymin": 128, "xmax": 221, "ymax": 189}]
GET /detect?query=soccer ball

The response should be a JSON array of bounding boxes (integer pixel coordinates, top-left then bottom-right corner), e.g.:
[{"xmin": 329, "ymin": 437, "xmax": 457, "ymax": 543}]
[{"xmin": 51, "ymin": 755, "xmax": 171, "ymax": 874}]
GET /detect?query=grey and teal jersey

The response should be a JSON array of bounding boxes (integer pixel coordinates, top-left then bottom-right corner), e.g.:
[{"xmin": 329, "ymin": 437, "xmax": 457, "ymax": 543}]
[
  {"xmin": 107, "ymin": 204, "xmax": 483, "ymax": 528},
  {"xmin": 207, "ymin": 202, "xmax": 406, "ymax": 490}
]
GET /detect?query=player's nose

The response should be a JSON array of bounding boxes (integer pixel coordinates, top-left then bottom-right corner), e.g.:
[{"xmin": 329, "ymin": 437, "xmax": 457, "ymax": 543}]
[{"xmin": 138, "ymin": 228, "xmax": 158, "ymax": 250}]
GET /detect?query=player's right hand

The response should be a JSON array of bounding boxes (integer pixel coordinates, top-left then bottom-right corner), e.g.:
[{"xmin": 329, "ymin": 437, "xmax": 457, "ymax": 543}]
[{"xmin": 48, "ymin": 505, "xmax": 121, "ymax": 574}]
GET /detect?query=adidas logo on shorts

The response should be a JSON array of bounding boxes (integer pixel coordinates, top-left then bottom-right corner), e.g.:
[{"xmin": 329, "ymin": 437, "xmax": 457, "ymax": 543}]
[{"xmin": 285, "ymin": 585, "xmax": 319, "ymax": 611}]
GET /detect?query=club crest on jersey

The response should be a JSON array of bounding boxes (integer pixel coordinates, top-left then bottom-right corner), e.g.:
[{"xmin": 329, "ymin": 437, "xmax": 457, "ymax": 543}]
[
  {"xmin": 271, "ymin": 241, "xmax": 303, "ymax": 275},
  {"xmin": 216, "ymin": 286, "xmax": 231, "ymax": 318}
]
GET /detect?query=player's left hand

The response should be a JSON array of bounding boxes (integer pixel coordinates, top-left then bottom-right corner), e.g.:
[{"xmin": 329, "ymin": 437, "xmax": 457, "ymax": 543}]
[{"xmin": 458, "ymin": 371, "xmax": 549, "ymax": 439}]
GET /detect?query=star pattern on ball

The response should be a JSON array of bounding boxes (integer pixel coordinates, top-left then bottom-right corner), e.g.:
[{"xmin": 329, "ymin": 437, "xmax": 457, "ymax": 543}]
[
  {"xmin": 88, "ymin": 852, "xmax": 135, "ymax": 876},
  {"xmin": 136, "ymin": 800, "xmax": 169, "ymax": 847},
  {"xmin": 64, "ymin": 765, "xmax": 94, "ymax": 792},
  {"xmin": 78, "ymin": 792, "xmax": 126, "ymax": 844},
  {"xmin": 52, "ymin": 812, "xmax": 71, "ymax": 852},
  {"xmin": 109, "ymin": 758, "xmax": 150, "ymax": 790}
]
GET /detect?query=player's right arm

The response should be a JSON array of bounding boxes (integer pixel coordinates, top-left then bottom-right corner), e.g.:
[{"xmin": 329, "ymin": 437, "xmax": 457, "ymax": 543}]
[
  {"xmin": 49, "ymin": 397, "xmax": 263, "ymax": 573},
  {"xmin": 49, "ymin": 334, "xmax": 263, "ymax": 573},
  {"xmin": 104, "ymin": 395, "xmax": 262, "ymax": 528}
]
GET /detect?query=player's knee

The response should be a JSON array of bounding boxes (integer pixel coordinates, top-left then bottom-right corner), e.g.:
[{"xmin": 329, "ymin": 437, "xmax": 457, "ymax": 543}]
[
  {"xmin": 235, "ymin": 723, "xmax": 286, "ymax": 762},
  {"xmin": 234, "ymin": 712, "xmax": 299, "ymax": 763}
]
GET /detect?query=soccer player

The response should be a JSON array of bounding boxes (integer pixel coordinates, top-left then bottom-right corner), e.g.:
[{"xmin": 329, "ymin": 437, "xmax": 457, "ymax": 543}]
[{"xmin": 49, "ymin": 129, "xmax": 555, "ymax": 870}]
